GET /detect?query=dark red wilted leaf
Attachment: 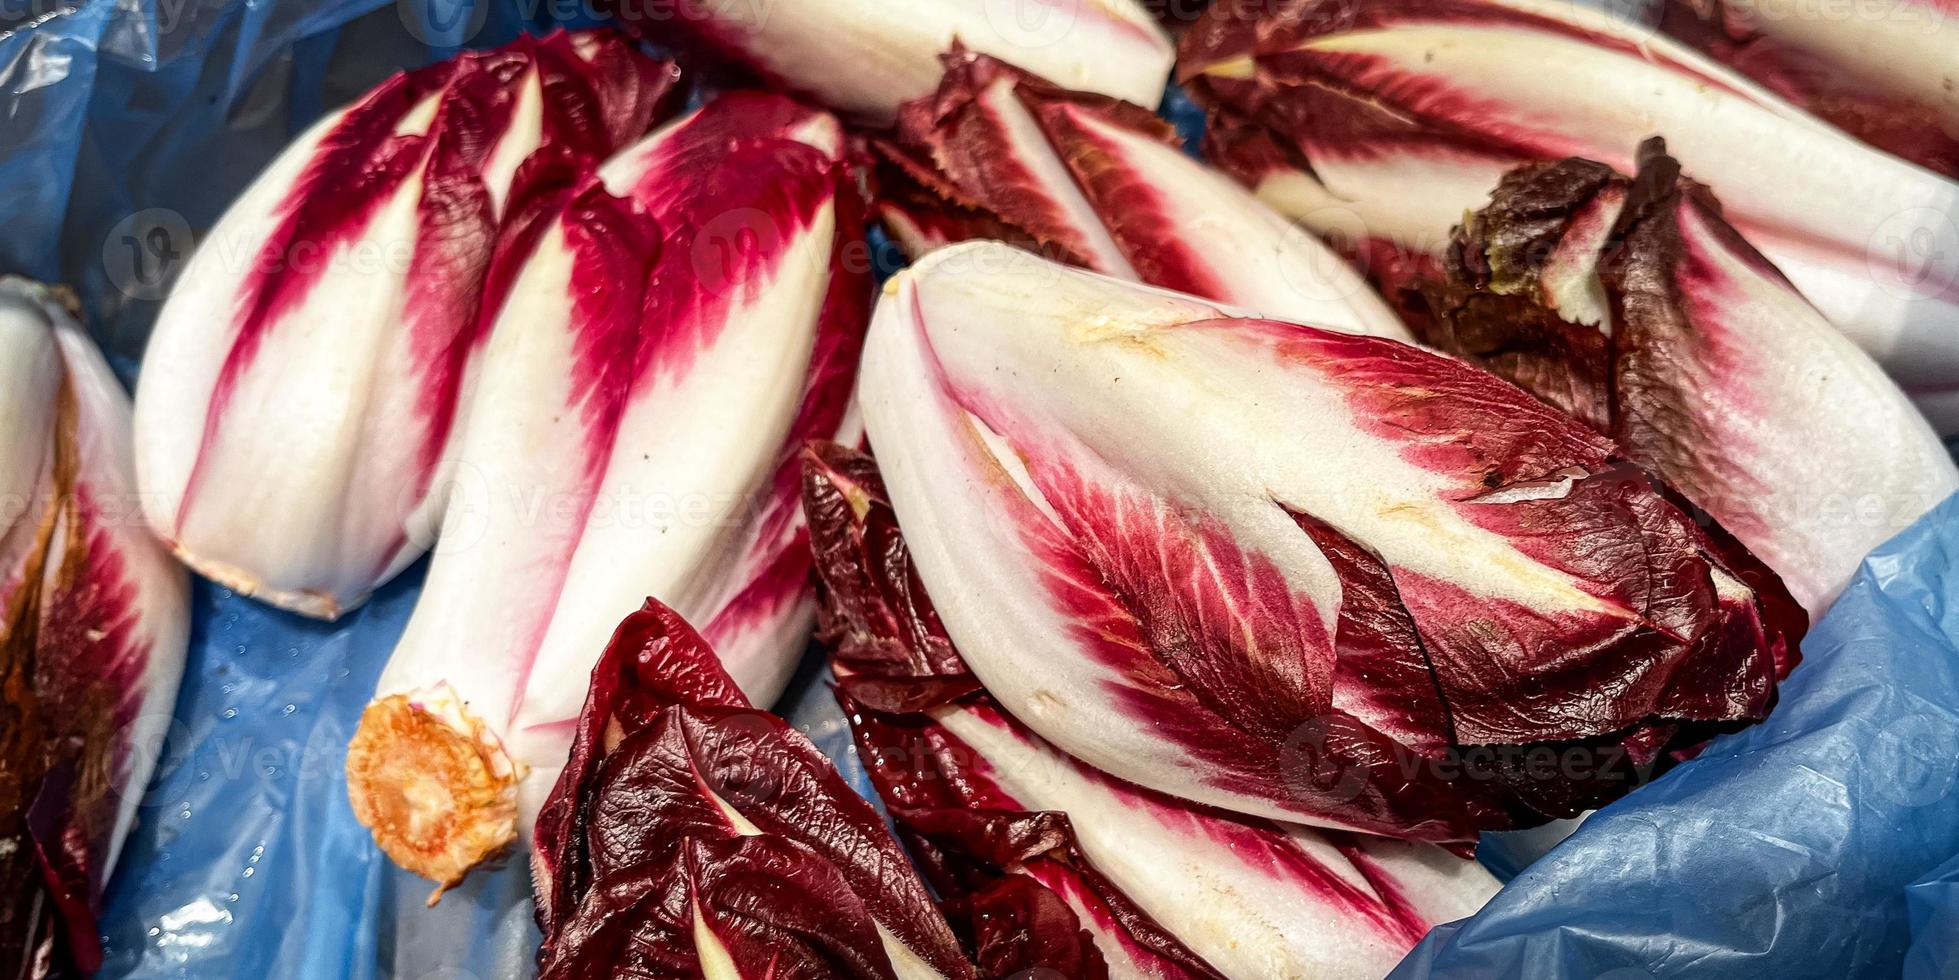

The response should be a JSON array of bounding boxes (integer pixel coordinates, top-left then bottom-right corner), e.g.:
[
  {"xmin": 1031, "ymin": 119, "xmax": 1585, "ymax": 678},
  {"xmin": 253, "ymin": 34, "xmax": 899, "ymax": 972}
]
[
  {"xmin": 1419, "ymin": 157, "xmax": 1623, "ymax": 429},
  {"xmin": 531, "ymin": 599, "xmax": 971, "ymax": 979},
  {"xmin": 538, "ymin": 835, "xmax": 900, "ymax": 980},
  {"xmin": 1426, "ymin": 136, "xmax": 1871, "ymax": 625},
  {"xmin": 879, "ymin": 49, "xmax": 1170, "ymax": 273},
  {"xmin": 963, "ymin": 875, "xmax": 1112, "ymax": 980},
  {"xmin": 802, "ymin": 442, "xmax": 969, "ymax": 682}
]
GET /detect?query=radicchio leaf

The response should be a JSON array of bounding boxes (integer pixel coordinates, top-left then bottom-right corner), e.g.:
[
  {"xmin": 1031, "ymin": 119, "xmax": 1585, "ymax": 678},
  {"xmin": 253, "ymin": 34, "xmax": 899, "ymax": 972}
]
[
  {"xmin": 1427, "ymin": 140, "xmax": 1958, "ymax": 613},
  {"xmin": 857, "ymin": 242, "xmax": 1803, "ymax": 844},
  {"xmin": 806, "ymin": 441, "xmax": 1502, "ymax": 980},
  {"xmin": 597, "ymin": 0, "xmax": 1173, "ymax": 125},
  {"xmin": 1657, "ymin": 0, "xmax": 1959, "ymax": 180},
  {"xmin": 870, "ymin": 50, "xmax": 1410, "ymax": 341},
  {"xmin": 1178, "ymin": 0, "xmax": 1959, "ymax": 428},
  {"xmin": 531, "ymin": 598, "xmax": 973, "ymax": 980},
  {"xmin": 346, "ymin": 92, "xmax": 871, "ymax": 896},
  {"xmin": 1, "ymin": 280, "xmax": 190, "ymax": 979}
]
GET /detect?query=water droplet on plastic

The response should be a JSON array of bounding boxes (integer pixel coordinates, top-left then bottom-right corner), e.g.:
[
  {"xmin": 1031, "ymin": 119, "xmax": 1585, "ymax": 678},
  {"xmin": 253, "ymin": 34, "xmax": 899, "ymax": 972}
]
[
  {"xmin": 280, "ymin": 703, "xmax": 296, "ymax": 716},
  {"xmin": 241, "ymin": 867, "xmax": 254, "ymax": 878},
  {"xmin": 147, "ymin": 927, "xmax": 160, "ymax": 938},
  {"xmin": 196, "ymin": 771, "xmax": 210, "ymax": 782},
  {"xmin": 220, "ymin": 707, "xmax": 237, "ymax": 720}
]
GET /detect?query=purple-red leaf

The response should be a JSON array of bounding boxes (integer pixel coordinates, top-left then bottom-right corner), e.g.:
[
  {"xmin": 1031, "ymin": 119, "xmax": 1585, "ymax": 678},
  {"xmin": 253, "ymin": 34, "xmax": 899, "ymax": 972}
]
[
  {"xmin": 857, "ymin": 243, "xmax": 1801, "ymax": 844},
  {"xmin": 807, "ymin": 440, "xmax": 1503, "ymax": 979},
  {"xmin": 872, "ymin": 51, "xmax": 1411, "ymax": 340},
  {"xmin": 1427, "ymin": 140, "xmax": 1958, "ymax": 614},
  {"xmin": 135, "ymin": 30, "xmax": 683, "ymax": 619},
  {"xmin": 1179, "ymin": 0, "xmax": 1959, "ymax": 428},
  {"xmin": 346, "ymin": 93, "xmax": 871, "ymax": 895},
  {"xmin": 531, "ymin": 599, "xmax": 973, "ymax": 980},
  {"xmin": 538, "ymin": 835, "xmax": 904, "ymax": 980},
  {"xmin": 1657, "ymin": 0, "xmax": 1959, "ymax": 180},
  {"xmin": 2, "ymin": 280, "xmax": 190, "ymax": 979}
]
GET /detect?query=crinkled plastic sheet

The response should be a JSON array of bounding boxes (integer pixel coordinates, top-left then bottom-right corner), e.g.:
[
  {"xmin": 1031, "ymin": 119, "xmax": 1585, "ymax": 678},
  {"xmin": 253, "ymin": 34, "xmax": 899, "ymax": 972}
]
[
  {"xmin": 1907, "ymin": 852, "xmax": 1959, "ymax": 979},
  {"xmin": 5, "ymin": 0, "xmax": 1959, "ymax": 976}
]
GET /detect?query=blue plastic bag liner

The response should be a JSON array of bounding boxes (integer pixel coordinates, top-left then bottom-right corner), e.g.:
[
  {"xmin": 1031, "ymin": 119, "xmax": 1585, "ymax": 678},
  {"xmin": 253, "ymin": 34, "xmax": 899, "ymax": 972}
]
[
  {"xmin": 1393, "ymin": 494, "xmax": 1959, "ymax": 980},
  {"xmin": 1907, "ymin": 853, "xmax": 1959, "ymax": 980},
  {"xmin": 4, "ymin": 0, "xmax": 1957, "ymax": 975}
]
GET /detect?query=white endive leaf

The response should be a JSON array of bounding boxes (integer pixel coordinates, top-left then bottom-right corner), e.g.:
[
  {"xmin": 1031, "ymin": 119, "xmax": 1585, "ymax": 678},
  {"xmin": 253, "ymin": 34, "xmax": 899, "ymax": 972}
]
[{"xmin": 646, "ymin": 0, "xmax": 1174, "ymax": 123}]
